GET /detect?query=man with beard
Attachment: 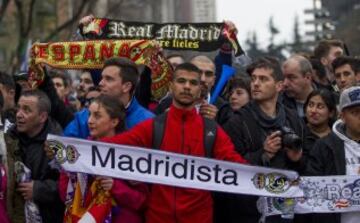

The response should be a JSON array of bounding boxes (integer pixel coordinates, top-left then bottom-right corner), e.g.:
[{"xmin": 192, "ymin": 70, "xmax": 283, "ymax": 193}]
[
  {"xmin": 154, "ymin": 55, "xmax": 231, "ymax": 125},
  {"xmin": 190, "ymin": 56, "xmax": 224, "ymax": 120},
  {"xmin": 75, "ymin": 70, "xmax": 99, "ymax": 110},
  {"xmin": 101, "ymin": 62, "xmax": 247, "ymax": 223},
  {"xmin": 220, "ymin": 57, "xmax": 305, "ymax": 223}
]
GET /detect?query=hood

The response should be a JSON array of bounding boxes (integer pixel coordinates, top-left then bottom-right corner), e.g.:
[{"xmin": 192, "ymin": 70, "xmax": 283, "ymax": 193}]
[{"xmin": 332, "ymin": 119, "xmax": 357, "ymax": 144}]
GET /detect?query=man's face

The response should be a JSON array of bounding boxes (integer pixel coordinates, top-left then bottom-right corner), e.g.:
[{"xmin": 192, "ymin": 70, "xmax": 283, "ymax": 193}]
[
  {"xmin": 341, "ymin": 106, "xmax": 360, "ymax": 137},
  {"xmin": 52, "ymin": 77, "xmax": 68, "ymax": 101},
  {"xmin": 16, "ymin": 96, "xmax": 47, "ymax": 136},
  {"xmin": 170, "ymin": 69, "xmax": 201, "ymax": 109},
  {"xmin": 283, "ymin": 60, "xmax": 311, "ymax": 100},
  {"xmin": 250, "ymin": 68, "xmax": 282, "ymax": 102},
  {"xmin": 77, "ymin": 72, "xmax": 94, "ymax": 98},
  {"xmin": 334, "ymin": 64, "xmax": 357, "ymax": 92},
  {"xmin": 191, "ymin": 61, "xmax": 215, "ymax": 98},
  {"xmin": 322, "ymin": 46, "xmax": 344, "ymax": 70},
  {"xmin": 99, "ymin": 66, "xmax": 130, "ymax": 99}
]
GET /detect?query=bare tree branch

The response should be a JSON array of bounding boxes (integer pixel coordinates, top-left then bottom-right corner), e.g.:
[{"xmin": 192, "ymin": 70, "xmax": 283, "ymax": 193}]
[
  {"xmin": 44, "ymin": 0, "xmax": 88, "ymax": 42},
  {"xmin": 14, "ymin": 0, "xmax": 25, "ymax": 35},
  {"xmin": 14, "ymin": 0, "xmax": 37, "ymax": 65},
  {"xmin": 0, "ymin": 0, "xmax": 10, "ymax": 24},
  {"xmin": 25, "ymin": 0, "xmax": 37, "ymax": 35}
]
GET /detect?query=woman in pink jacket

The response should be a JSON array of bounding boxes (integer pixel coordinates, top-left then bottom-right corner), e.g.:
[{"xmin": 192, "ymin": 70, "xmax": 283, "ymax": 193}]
[{"xmin": 58, "ymin": 95, "xmax": 148, "ymax": 223}]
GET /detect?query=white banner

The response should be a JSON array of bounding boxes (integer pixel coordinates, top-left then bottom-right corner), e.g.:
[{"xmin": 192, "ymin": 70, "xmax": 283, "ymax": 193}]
[
  {"xmin": 258, "ymin": 175, "xmax": 360, "ymax": 216},
  {"xmin": 47, "ymin": 134, "xmax": 303, "ymax": 198}
]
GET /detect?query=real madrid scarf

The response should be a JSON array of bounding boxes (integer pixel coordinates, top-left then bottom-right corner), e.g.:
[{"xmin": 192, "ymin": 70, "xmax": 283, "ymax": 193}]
[
  {"xmin": 49, "ymin": 134, "xmax": 360, "ymax": 216},
  {"xmin": 80, "ymin": 19, "xmax": 244, "ymax": 56}
]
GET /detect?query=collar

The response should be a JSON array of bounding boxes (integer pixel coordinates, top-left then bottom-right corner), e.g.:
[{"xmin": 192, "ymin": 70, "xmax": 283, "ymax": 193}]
[
  {"xmin": 125, "ymin": 97, "xmax": 137, "ymax": 115},
  {"xmin": 169, "ymin": 104, "xmax": 197, "ymax": 121},
  {"xmin": 12, "ymin": 120, "xmax": 50, "ymax": 144}
]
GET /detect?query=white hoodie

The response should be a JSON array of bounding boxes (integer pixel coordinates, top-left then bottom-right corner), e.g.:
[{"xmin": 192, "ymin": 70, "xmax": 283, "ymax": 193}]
[{"xmin": 333, "ymin": 119, "xmax": 360, "ymax": 223}]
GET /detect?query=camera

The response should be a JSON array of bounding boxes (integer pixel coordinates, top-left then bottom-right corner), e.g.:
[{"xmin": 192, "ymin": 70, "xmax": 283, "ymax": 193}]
[{"xmin": 278, "ymin": 126, "xmax": 302, "ymax": 151}]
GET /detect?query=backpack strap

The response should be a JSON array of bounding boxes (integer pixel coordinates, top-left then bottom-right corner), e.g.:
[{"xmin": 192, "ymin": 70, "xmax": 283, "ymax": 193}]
[
  {"xmin": 152, "ymin": 112, "xmax": 168, "ymax": 149},
  {"xmin": 202, "ymin": 117, "xmax": 217, "ymax": 158},
  {"xmin": 152, "ymin": 113, "xmax": 217, "ymax": 158}
]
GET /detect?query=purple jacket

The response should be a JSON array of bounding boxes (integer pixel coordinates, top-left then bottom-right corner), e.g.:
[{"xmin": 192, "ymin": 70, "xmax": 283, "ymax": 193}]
[{"xmin": 0, "ymin": 165, "xmax": 10, "ymax": 223}]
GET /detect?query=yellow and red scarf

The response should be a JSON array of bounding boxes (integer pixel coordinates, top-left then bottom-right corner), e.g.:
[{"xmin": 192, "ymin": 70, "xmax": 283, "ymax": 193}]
[{"xmin": 64, "ymin": 175, "xmax": 113, "ymax": 223}]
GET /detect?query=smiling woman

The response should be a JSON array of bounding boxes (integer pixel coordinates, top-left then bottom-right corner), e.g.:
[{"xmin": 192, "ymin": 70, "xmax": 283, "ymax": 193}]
[{"xmin": 303, "ymin": 89, "xmax": 337, "ymax": 152}]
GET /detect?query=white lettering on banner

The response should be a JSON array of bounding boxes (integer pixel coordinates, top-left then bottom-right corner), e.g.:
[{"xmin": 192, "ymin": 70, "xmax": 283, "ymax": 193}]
[
  {"xmin": 47, "ymin": 134, "xmax": 302, "ymax": 198},
  {"xmin": 258, "ymin": 176, "xmax": 360, "ymax": 216},
  {"xmin": 155, "ymin": 25, "xmax": 221, "ymax": 41},
  {"xmin": 108, "ymin": 22, "xmax": 153, "ymax": 39},
  {"xmin": 92, "ymin": 146, "xmax": 240, "ymax": 185}
]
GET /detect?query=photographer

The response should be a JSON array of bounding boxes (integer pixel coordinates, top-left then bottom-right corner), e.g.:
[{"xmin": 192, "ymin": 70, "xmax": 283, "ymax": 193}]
[{"xmin": 218, "ymin": 57, "xmax": 305, "ymax": 223}]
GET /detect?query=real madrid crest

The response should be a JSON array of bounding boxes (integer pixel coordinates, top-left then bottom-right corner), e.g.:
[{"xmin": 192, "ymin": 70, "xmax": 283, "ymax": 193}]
[
  {"xmin": 48, "ymin": 140, "xmax": 80, "ymax": 164},
  {"xmin": 252, "ymin": 172, "xmax": 292, "ymax": 194}
]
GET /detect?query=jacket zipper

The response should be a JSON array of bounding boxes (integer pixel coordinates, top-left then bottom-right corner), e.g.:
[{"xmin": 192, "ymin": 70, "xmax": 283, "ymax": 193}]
[
  {"xmin": 174, "ymin": 115, "xmax": 185, "ymax": 223},
  {"xmin": 174, "ymin": 187, "xmax": 177, "ymax": 223}
]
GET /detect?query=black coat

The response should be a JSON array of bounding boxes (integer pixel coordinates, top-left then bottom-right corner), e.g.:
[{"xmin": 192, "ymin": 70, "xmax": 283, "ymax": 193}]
[
  {"xmin": 305, "ymin": 132, "xmax": 345, "ymax": 223},
  {"xmin": 223, "ymin": 102, "xmax": 306, "ymax": 170},
  {"xmin": 39, "ymin": 70, "xmax": 74, "ymax": 129},
  {"xmin": 304, "ymin": 127, "xmax": 319, "ymax": 152},
  {"xmin": 7, "ymin": 119, "xmax": 65, "ymax": 223},
  {"xmin": 215, "ymin": 102, "xmax": 306, "ymax": 223}
]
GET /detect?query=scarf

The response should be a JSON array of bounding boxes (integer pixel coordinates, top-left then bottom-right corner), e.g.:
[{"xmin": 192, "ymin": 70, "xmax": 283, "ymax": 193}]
[
  {"xmin": 64, "ymin": 173, "xmax": 113, "ymax": 223},
  {"xmin": 250, "ymin": 101, "xmax": 287, "ymax": 131}
]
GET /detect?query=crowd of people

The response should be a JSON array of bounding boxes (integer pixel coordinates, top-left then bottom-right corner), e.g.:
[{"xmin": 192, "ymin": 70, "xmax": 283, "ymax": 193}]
[{"xmin": 0, "ymin": 15, "xmax": 359, "ymax": 223}]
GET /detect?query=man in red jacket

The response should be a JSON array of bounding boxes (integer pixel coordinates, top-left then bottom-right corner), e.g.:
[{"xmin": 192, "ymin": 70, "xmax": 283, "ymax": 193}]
[{"xmin": 102, "ymin": 62, "xmax": 247, "ymax": 223}]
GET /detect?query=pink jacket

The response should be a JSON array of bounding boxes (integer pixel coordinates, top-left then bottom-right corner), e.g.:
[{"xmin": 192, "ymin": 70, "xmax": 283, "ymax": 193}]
[{"xmin": 59, "ymin": 173, "xmax": 148, "ymax": 223}]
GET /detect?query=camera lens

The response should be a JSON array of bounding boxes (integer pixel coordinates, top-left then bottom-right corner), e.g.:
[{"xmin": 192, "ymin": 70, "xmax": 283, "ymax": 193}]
[{"xmin": 281, "ymin": 127, "xmax": 302, "ymax": 150}]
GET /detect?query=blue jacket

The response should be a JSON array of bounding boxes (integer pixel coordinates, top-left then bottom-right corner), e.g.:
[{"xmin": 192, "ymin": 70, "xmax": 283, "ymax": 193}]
[{"xmin": 63, "ymin": 97, "xmax": 154, "ymax": 138}]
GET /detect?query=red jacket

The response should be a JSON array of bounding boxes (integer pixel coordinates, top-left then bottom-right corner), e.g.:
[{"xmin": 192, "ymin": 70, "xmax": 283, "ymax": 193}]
[{"xmin": 102, "ymin": 105, "xmax": 248, "ymax": 223}]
